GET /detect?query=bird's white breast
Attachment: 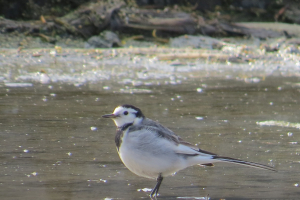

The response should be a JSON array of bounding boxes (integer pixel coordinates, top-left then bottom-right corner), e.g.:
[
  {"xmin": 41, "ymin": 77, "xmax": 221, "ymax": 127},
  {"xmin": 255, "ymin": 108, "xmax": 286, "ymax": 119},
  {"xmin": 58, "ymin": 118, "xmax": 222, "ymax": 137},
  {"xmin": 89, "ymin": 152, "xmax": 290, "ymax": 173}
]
[{"xmin": 118, "ymin": 128, "xmax": 187, "ymax": 179}]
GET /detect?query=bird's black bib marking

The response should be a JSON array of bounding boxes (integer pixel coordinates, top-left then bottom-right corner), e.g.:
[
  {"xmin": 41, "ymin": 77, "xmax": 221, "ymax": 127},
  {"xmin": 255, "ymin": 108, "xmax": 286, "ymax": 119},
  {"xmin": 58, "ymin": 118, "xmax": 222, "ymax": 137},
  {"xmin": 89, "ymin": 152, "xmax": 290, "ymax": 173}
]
[{"xmin": 115, "ymin": 123, "xmax": 133, "ymax": 151}]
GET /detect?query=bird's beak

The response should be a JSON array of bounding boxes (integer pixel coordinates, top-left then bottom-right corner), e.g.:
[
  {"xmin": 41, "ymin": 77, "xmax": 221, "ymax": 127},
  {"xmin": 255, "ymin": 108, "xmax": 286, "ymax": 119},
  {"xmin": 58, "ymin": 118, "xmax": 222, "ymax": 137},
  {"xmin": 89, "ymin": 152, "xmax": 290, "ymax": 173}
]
[{"xmin": 102, "ymin": 113, "xmax": 118, "ymax": 118}]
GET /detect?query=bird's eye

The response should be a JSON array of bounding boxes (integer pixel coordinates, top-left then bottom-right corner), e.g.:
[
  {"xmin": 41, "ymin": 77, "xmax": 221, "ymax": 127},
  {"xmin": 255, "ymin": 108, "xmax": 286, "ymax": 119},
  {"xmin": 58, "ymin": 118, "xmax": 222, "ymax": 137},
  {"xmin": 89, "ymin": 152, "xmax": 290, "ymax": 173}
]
[{"xmin": 124, "ymin": 111, "xmax": 128, "ymax": 115}]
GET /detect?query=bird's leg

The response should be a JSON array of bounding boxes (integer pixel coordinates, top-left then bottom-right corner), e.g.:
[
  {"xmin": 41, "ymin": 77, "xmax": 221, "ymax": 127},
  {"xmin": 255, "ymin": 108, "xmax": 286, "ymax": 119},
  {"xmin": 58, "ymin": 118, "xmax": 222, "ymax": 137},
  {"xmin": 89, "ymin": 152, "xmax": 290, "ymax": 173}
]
[{"xmin": 150, "ymin": 174, "xmax": 163, "ymax": 198}]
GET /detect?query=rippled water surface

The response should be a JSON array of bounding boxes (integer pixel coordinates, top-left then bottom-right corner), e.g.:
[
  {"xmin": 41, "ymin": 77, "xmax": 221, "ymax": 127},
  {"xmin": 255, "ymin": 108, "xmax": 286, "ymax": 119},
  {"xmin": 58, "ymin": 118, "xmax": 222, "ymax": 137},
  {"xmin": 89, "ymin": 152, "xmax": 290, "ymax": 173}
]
[{"xmin": 0, "ymin": 48, "xmax": 300, "ymax": 200}]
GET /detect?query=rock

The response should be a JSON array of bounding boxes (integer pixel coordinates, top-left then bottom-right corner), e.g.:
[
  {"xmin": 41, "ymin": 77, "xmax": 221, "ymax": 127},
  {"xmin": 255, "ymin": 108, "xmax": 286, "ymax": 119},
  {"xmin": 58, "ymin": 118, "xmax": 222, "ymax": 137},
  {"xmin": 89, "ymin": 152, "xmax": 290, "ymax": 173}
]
[
  {"xmin": 170, "ymin": 35, "xmax": 225, "ymax": 49},
  {"xmin": 84, "ymin": 31, "xmax": 121, "ymax": 48}
]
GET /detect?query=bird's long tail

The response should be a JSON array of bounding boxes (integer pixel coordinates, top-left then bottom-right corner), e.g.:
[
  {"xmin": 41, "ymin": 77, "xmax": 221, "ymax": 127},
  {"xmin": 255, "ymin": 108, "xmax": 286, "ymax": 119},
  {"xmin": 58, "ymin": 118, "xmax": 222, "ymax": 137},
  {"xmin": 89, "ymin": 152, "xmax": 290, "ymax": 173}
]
[{"xmin": 213, "ymin": 155, "xmax": 276, "ymax": 171}]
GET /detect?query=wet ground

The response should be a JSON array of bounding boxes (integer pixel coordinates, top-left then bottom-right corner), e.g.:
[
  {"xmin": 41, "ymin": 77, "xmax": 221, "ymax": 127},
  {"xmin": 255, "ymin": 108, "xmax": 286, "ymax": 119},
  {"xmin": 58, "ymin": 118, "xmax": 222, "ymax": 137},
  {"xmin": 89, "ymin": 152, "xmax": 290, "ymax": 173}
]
[{"xmin": 0, "ymin": 47, "xmax": 300, "ymax": 200}]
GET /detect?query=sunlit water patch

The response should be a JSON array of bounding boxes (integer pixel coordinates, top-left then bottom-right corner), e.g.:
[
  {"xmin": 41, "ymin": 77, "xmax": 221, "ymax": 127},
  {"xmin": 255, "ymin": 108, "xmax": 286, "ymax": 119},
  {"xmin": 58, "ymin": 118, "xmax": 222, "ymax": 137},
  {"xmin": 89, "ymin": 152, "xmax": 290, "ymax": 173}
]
[{"xmin": 257, "ymin": 120, "xmax": 300, "ymax": 129}]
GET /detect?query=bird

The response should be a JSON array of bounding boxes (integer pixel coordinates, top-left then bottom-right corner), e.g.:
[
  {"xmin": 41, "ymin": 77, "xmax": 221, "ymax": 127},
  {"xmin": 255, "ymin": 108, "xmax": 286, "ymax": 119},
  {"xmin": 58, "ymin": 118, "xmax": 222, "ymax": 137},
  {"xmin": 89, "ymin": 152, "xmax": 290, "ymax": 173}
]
[
  {"xmin": 37, "ymin": 70, "xmax": 51, "ymax": 84},
  {"xmin": 102, "ymin": 104, "xmax": 276, "ymax": 198}
]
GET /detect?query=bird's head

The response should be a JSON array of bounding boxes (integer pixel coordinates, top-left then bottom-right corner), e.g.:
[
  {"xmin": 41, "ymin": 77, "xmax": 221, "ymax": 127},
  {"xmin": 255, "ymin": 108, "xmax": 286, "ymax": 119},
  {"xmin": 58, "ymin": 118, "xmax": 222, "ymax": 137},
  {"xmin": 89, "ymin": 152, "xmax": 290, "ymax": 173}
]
[{"xmin": 102, "ymin": 104, "xmax": 144, "ymax": 128}]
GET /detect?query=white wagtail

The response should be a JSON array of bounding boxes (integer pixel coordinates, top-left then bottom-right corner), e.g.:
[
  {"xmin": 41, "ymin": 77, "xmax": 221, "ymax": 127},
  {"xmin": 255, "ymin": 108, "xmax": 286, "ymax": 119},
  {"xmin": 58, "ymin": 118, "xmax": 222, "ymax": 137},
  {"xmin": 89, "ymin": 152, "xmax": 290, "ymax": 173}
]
[{"xmin": 102, "ymin": 104, "xmax": 276, "ymax": 198}]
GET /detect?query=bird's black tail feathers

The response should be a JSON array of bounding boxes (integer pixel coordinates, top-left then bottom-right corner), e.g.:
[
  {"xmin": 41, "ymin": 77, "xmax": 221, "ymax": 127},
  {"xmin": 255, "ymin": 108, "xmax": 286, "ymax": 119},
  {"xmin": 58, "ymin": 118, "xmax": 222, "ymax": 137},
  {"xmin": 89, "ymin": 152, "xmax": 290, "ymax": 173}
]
[{"xmin": 213, "ymin": 155, "xmax": 276, "ymax": 171}]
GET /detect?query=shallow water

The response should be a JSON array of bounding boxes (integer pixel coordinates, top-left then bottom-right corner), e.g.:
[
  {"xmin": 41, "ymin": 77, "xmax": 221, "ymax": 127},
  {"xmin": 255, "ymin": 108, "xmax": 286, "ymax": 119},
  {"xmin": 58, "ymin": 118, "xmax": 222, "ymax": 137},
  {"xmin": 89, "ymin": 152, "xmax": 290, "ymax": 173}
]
[
  {"xmin": 1, "ymin": 75, "xmax": 299, "ymax": 200},
  {"xmin": 1, "ymin": 47, "xmax": 300, "ymax": 200}
]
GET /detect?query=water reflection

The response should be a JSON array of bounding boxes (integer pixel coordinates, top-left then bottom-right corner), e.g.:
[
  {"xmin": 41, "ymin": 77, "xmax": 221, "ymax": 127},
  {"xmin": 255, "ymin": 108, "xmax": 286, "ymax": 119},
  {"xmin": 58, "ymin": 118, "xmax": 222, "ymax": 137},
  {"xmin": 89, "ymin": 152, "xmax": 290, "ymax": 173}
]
[{"xmin": 0, "ymin": 76, "xmax": 299, "ymax": 200}]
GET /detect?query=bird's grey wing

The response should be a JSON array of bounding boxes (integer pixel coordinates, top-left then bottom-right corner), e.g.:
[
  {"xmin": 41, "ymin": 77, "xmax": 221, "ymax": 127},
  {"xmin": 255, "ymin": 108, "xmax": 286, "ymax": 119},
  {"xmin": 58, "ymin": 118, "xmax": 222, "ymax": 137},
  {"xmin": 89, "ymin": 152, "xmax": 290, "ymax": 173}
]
[
  {"xmin": 127, "ymin": 125, "xmax": 216, "ymax": 166},
  {"xmin": 128, "ymin": 125, "xmax": 180, "ymax": 145},
  {"xmin": 139, "ymin": 118, "xmax": 182, "ymax": 142},
  {"xmin": 178, "ymin": 138, "xmax": 217, "ymax": 156},
  {"xmin": 142, "ymin": 118, "xmax": 178, "ymax": 136},
  {"xmin": 175, "ymin": 138, "xmax": 217, "ymax": 166},
  {"xmin": 139, "ymin": 118, "xmax": 217, "ymax": 160},
  {"xmin": 141, "ymin": 118, "xmax": 217, "ymax": 155}
]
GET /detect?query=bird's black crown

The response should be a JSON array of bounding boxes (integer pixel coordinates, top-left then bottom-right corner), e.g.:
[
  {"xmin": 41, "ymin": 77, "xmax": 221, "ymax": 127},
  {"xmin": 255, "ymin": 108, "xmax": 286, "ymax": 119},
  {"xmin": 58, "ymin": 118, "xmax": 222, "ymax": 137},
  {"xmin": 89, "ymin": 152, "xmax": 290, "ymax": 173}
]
[{"xmin": 121, "ymin": 104, "xmax": 145, "ymax": 118}]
